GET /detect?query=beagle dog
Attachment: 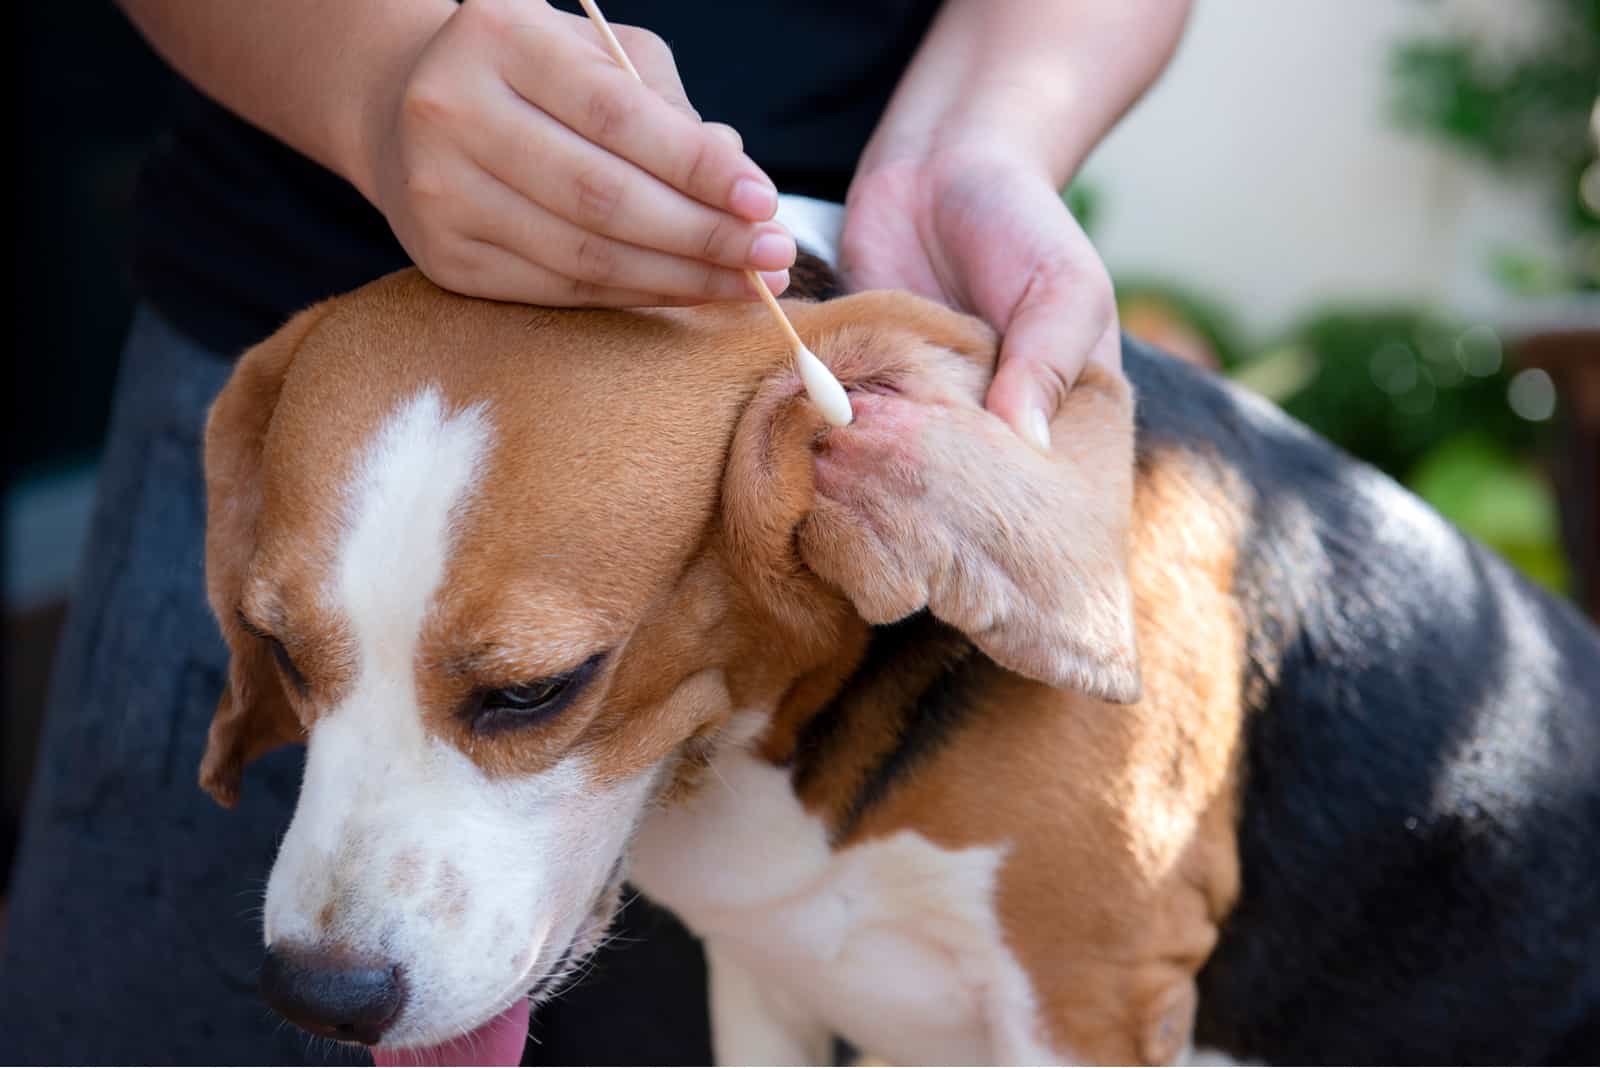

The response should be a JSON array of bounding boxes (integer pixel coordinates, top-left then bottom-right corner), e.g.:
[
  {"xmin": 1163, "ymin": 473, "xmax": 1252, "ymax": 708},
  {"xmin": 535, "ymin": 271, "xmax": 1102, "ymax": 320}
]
[{"xmin": 199, "ymin": 215, "xmax": 1600, "ymax": 1065}]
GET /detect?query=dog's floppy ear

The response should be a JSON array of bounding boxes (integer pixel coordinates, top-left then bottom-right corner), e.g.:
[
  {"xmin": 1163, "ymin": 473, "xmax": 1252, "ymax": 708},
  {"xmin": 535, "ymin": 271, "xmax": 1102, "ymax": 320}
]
[
  {"xmin": 198, "ymin": 304, "xmax": 327, "ymax": 807},
  {"xmin": 723, "ymin": 291, "xmax": 1140, "ymax": 702}
]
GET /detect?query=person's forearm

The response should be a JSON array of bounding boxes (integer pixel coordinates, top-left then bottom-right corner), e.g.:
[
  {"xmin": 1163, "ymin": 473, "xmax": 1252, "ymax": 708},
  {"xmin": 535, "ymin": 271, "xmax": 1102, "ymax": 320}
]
[
  {"xmin": 115, "ymin": 0, "xmax": 455, "ymax": 198},
  {"xmin": 859, "ymin": 0, "xmax": 1192, "ymax": 185}
]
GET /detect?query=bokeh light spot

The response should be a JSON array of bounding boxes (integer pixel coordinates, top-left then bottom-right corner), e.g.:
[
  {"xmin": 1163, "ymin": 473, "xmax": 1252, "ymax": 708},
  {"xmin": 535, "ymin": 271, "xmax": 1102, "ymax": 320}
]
[
  {"xmin": 1507, "ymin": 368, "xmax": 1557, "ymax": 422},
  {"xmin": 1370, "ymin": 341, "xmax": 1418, "ymax": 394},
  {"xmin": 1455, "ymin": 325, "xmax": 1503, "ymax": 377}
]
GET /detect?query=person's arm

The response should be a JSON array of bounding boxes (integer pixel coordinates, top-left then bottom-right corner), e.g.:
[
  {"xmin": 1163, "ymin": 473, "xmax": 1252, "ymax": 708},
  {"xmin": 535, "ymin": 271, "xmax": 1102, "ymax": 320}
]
[
  {"xmin": 842, "ymin": 0, "xmax": 1192, "ymax": 449},
  {"xmin": 116, "ymin": 0, "xmax": 452, "ymax": 196},
  {"xmin": 115, "ymin": 0, "xmax": 796, "ymax": 306}
]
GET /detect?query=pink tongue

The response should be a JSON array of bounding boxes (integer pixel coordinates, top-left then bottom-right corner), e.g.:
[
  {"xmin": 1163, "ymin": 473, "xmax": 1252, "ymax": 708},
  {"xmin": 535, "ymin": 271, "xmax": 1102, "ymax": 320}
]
[{"xmin": 372, "ymin": 997, "xmax": 530, "ymax": 1067}]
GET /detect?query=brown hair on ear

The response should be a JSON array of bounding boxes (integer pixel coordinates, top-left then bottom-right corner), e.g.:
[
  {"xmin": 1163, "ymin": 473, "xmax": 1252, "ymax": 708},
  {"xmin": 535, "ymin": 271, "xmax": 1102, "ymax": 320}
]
[
  {"xmin": 198, "ymin": 303, "xmax": 329, "ymax": 806},
  {"xmin": 723, "ymin": 290, "xmax": 1141, "ymax": 702}
]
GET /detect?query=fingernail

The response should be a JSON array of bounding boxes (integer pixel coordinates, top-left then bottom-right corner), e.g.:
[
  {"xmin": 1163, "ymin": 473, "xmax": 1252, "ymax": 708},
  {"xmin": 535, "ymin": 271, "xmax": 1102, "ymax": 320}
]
[
  {"xmin": 1024, "ymin": 407, "xmax": 1052, "ymax": 454},
  {"xmin": 748, "ymin": 228, "xmax": 796, "ymax": 270},
  {"xmin": 731, "ymin": 177, "xmax": 778, "ymax": 220},
  {"xmin": 757, "ymin": 269, "xmax": 790, "ymax": 296}
]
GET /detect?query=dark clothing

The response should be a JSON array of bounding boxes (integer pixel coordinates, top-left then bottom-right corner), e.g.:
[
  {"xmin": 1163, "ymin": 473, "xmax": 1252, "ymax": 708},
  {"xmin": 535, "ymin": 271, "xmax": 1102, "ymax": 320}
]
[{"xmin": 131, "ymin": 0, "xmax": 941, "ymax": 357}]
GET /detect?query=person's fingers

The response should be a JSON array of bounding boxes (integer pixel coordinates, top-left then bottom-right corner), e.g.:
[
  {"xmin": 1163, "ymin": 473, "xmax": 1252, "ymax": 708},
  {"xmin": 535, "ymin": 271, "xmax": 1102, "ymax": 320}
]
[
  {"xmin": 983, "ymin": 275, "xmax": 1118, "ymax": 454},
  {"xmin": 704, "ymin": 122, "xmax": 743, "ymax": 152},
  {"xmin": 463, "ymin": 73, "xmax": 792, "ymax": 271},
  {"xmin": 419, "ymin": 231, "xmax": 790, "ymax": 308},
  {"xmin": 594, "ymin": 25, "xmax": 778, "ymax": 224},
  {"xmin": 424, "ymin": 235, "xmax": 690, "ymax": 307},
  {"xmin": 610, "ymin": 24, "xmax": 696, "ymax": 116},
  {"xmin": 501, "ymin": 16, "xmax": 778, "ymax": 222},
  {"xmin": 373, "ymin": 1, "xmax": 795, "ymax": 308},
  {"xmin": 447, "ymin": 164, "xmax": 790, "ymax": 300}
]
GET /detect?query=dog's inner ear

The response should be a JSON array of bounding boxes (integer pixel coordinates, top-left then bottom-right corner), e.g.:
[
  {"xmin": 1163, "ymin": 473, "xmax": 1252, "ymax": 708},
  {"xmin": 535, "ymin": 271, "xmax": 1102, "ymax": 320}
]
[{"xmin": 724, "ymin": 291, "xmax": 1141, "ymax": 703}]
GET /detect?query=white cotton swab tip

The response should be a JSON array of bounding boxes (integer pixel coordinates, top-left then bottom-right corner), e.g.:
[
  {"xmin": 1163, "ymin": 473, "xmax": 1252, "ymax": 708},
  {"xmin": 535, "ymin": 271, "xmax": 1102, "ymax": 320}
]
[
  {"xmin": 749, "ymin": 275, "xmax": 854, "ymax": 426},
  {"xmin": 796, "ymin": 343, "xmax": 854, "ymax": 427}
]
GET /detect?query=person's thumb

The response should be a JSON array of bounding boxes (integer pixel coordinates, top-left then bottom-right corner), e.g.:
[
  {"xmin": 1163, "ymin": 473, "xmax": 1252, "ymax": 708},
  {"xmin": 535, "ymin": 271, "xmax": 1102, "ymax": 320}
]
[{"xmin": 985, "ymin": 289, "xmax": 1117, "ymax": 454}]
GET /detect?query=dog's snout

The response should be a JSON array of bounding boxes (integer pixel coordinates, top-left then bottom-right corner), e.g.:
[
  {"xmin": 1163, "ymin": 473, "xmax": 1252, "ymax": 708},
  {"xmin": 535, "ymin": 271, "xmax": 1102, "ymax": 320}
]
[{"xmin": 260, "ymin": 943, "xmax": 405, "ymax": 1045}]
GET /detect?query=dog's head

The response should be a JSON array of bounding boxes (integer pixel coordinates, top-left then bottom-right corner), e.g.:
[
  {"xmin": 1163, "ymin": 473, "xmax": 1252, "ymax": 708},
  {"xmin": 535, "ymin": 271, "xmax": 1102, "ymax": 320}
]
[{"xmin": 201, "ymin": 267, "xmax": 1137, "ymax": 1057}]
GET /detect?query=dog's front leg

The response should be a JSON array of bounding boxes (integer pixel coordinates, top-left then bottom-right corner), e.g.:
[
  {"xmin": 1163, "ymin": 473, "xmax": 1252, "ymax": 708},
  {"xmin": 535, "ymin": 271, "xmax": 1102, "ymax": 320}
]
[{"xmin": 706, "ymin": 940, "xmax": 831, "ymax": 1066}]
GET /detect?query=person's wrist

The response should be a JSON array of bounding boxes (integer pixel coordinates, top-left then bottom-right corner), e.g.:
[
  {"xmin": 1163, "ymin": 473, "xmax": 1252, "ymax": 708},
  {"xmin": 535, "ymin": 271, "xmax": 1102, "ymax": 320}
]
[
  {"xmin": 344, "ymin": 0, "xmax": 457, "ymax": 206},
  {"xmin": 851, "ymin": 130, "xmax": 1059, "ymax": 220},
  {"xmin": 854, "ymin": 100, "xmax": 1079, "ymax": 208}
]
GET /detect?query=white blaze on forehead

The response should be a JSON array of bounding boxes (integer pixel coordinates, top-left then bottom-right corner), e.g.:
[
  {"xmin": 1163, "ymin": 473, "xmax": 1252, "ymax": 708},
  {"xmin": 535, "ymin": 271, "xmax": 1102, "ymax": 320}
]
[
  {"xmin": 338, "ymin": 388, "xmax": 490, "ymax": 685},
  {"xmin": 269, "ymin": 388, "xmax": 493, "ymax": 899}
]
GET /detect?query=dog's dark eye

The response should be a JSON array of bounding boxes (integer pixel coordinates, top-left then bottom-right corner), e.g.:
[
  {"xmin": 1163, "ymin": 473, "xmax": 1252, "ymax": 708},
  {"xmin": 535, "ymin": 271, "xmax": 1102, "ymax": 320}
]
[
  {"xmin": 489, "ymin": 679, "xmax": 566, "ymax": 711},
  {"xmin": 237, "ymin": 610, "xmax": 308, "ymax": 693},
  {"xmin": 468, "ymin": 653, "xmax": 604, "ymax": 735},
  {"xmin": 265, "ymin": 637, "xmax": 307, "ymax": 693}
]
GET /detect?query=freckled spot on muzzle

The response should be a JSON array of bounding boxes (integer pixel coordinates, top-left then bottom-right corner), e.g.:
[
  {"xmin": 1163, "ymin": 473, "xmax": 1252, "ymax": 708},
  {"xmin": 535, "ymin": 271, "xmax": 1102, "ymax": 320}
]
[
  {"xmin": 422, "ymin": 858, "xmax": 471, "ymax": 927},
  {"xmin": 388, "ymin": 847, "xmax": 425, "ymax": 896}
]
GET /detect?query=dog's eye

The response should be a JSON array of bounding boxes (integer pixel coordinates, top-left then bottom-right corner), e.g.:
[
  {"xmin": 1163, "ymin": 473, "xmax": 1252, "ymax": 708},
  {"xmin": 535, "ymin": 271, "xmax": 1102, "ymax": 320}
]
[
  {"xmin": 265, "ymin": 637, "xmax": 308, "ymax": 693},
  {"xmin": 489, "ymin": 679, "xmax": 566, "ymax": 711},
  {"xmin": 237, "ymin": 610, "xmax": 308, "ymax": 693},
  {"xmin": 468, "ymin": 653, "xmax": 604, "ymax": 735}
]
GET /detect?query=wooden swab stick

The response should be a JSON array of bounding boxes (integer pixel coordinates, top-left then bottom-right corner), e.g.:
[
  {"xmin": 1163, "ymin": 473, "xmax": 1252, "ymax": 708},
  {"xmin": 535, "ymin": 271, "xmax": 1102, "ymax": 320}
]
[{"xmin": 575, "ymin": 0, "xmax": 854, "ymax": 427}]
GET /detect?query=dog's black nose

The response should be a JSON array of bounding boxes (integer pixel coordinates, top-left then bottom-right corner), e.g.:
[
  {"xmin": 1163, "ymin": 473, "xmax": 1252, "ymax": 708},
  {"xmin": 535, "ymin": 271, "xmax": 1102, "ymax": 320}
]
[{"xmin": 259, "ymin": 943, "xmax": 405, "ymax": 1045}]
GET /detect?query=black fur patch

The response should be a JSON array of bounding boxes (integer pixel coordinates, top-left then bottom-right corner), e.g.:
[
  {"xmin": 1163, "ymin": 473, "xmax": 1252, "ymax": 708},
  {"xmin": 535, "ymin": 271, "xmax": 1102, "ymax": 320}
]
[
  {"xmin": 1123, "ymin": 338, "xmax": 1600, "ymax": 1063},
  {"xmin": 791, "ymin": 611, "xmax": 990, "ymax": 843},
  {"xmin": 785, "ymin": 249, "xmax": 845, "ymax": 303}
]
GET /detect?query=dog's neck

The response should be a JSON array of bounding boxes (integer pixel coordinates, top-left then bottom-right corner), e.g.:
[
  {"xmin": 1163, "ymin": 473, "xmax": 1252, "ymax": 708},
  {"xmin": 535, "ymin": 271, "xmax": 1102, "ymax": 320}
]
[
  {"xmin": 765, "ymin": 611, "xmax": 989, "ymax": 843},
  {"xmin": 657, "ymin": 574, "xmax": 993, "ymax": 846}
]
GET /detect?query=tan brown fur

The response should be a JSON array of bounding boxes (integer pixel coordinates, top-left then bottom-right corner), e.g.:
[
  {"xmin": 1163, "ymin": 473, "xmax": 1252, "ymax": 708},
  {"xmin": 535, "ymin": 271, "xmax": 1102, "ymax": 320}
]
[{"xmin": 837, "ymin": 450, "xmax": 1245, "ymax": 1063}]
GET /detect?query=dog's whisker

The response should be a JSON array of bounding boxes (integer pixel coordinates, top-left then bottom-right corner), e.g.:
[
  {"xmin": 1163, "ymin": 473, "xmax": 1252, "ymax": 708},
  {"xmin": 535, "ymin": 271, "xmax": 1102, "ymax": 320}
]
[{"xmin": 707, "ymin": 757, "xmax": 740, "ymax": 801}]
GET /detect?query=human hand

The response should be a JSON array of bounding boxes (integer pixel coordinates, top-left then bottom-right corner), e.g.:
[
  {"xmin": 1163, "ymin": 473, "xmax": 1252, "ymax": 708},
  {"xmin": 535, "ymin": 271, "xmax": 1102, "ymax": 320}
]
[
  {"xmin": 357, "ymin": 0, "xmax": 794, "ymax": 306},
  {"xmin": 840, "ymin": 143, "xmax": 1120, "ymax": 453}
]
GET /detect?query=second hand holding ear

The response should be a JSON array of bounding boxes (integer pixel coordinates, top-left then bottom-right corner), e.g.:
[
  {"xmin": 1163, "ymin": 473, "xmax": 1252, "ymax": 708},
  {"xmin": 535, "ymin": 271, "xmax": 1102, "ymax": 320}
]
[{"xmin": 841, "ymin": 146, "xmax": 1122, "ymax": 454}]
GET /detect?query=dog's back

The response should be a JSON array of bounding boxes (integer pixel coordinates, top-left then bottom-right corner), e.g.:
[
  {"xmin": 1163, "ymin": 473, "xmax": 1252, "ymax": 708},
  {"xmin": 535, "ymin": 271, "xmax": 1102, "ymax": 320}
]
[{"xmin": 1123, "ymin": 341, "xmax": 1600, "ymax": 1063}]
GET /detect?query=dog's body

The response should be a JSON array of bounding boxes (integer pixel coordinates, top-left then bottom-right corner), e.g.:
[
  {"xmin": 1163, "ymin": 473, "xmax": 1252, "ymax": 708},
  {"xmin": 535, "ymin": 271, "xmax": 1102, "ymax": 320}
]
[
  {"xmin": 628, "ymin": 336, "xmax": 1600, "ymax": 1066},
  {"xmin": 199, "ymin": 236, "xmax": 1599, "ymax": 1064},
  {"xmin": 1135, "ymin": 348, "xmax": 1600, "ymax": 1063}
]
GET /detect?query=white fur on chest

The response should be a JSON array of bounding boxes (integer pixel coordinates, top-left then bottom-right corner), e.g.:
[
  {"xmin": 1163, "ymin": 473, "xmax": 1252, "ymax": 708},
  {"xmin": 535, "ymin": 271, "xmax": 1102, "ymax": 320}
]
[{"xmin": 629, "ymin": 726, "xmax": 1056, "ymax": 1064}]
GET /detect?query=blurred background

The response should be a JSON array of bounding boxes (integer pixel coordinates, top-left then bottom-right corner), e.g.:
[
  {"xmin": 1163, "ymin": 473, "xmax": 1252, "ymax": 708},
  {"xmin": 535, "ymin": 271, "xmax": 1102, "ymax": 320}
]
[{"xmin": 5, "ymin": 0, "xmax": 1598, "ymax": 916}]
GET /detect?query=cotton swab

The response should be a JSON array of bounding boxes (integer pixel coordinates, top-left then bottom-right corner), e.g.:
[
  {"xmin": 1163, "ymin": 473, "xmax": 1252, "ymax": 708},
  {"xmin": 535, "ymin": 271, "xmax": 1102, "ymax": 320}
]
[{"xmin": 575, "ymin": 0, "xmax": 854, "ymax": 427}]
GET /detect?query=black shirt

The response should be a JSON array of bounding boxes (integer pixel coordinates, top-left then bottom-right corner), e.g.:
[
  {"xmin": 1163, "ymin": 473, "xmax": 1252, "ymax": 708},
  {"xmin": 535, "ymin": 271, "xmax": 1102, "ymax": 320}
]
[{"xmin": 131, "ymin": 1, "xmax": 942, "ymax": 356}]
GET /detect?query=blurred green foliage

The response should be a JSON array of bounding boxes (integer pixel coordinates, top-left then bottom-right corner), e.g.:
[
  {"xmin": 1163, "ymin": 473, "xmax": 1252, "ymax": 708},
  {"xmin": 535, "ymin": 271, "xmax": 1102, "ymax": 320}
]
[
  {"xmin": 1113, "ymin": 277, "xmax": 1250, "ymax": 368},
  {"xmin": 1064, "ymin": 178, "xmax": 1102, "ymax": 238},
  {"xmin": 1391, "ymin": 0, "xmax": 1600, "ymax": 292},
  {"xmin": 1274, "ymin": 306, "xmax": 1537, "ymax": 477},
  {"xmin": 1392, "ymin": 1, "xmax": 1597, "ymax": 168},
  {"xmin": 1410, "ymin": 433, "xmax": 1571, "ymax": 590},
  {"xmin": 1110, "ymin": 283, "xmax": 1569, "ymax": 594},
  {"xmin": 1261, "ymin": 307, "xmax": 1565, "ymax": 593}
]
